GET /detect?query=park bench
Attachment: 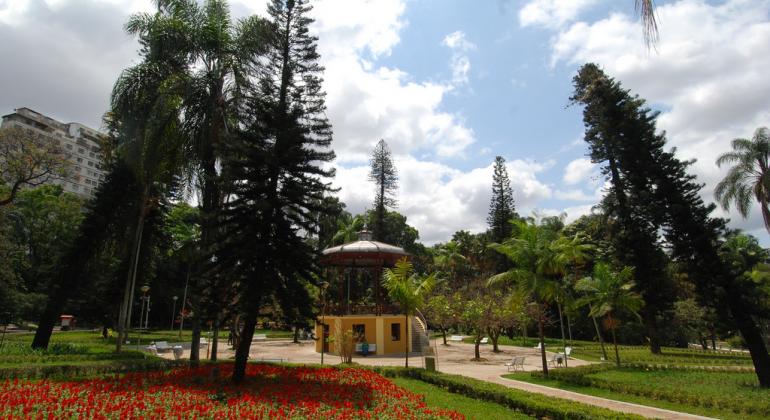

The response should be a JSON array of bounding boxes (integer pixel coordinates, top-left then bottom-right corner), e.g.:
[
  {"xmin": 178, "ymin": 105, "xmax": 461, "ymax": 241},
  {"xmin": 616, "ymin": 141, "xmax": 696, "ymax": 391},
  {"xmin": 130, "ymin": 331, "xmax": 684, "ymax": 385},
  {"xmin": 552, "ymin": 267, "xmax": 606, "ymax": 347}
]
[
  {"xmin": 505, "ymin": 356, "xmax": 525, "ymax": 372},
  {"xmin": 549, "ymin": 352, "xmax": 565, "ymax": 367},
  {"xmin": 254, "ymin": 334, "xmax": 268, "ymax": 341},
  {"xmin": 449, "ymin": 335, "xmax": 464, "ymax": 342},
  {"xmin": 355, "ymin": 343, "xmax": 376, "ymax": 354},
  {"xmin": 154, "ymin": 341, "xmax": 171, "ymax": 352},
  {"xmin": 480, "ymin": 337, "xmax": 489, "ymax": 344}
]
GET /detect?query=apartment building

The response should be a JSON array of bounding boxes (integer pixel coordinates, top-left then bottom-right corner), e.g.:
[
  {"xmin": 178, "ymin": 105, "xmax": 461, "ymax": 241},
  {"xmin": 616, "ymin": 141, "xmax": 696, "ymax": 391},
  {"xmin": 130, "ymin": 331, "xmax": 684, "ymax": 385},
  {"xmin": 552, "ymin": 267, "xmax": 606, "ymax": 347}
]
[{"xmin": 1, "ymin": 107, "xmax": 107, "ymax": 199}]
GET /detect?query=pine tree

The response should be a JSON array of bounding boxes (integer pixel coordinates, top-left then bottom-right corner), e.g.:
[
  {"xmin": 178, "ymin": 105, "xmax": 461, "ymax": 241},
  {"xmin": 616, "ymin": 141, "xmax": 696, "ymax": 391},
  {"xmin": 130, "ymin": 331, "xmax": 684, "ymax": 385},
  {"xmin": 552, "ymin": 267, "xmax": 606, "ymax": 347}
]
[
  {"xmin": 571, "ymin": 63, "xmax": 770, "ymax": 386},
  {"xmin": 487, "ymin": 156, "xmax": 517, "ymax": 243},
  {"xmin": 217, "ymin": 0, "xmax": 335, "ymax": 383},
  {"xmin": 369, "ymin": 139, "xmax": 398, "ymax": 241},
  {"xmin": 571, "ymin": 63, "xmax": 676, "ymax": 354}
]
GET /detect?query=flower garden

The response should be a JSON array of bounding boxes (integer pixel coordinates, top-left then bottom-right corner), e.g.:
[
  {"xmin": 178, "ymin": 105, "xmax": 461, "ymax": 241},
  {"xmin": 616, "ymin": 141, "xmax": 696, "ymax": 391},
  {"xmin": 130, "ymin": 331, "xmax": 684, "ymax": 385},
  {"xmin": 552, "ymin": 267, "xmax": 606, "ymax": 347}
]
[{"xmin": 0, "ymin": 364, "xmax": 463, "ymax": 419}]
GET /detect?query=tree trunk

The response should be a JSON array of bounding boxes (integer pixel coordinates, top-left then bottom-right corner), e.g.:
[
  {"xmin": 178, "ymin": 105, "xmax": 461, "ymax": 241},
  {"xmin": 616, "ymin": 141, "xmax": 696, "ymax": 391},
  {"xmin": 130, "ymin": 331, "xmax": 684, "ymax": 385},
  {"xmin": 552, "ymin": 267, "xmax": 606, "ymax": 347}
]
[
  {"xmin": 643, "ymin": 310, "xmax": 662, "ymax": 354},
  {"xmin": 538, "ymin": 310, "xmax": 548, "ymax": 377},
  {"xmin": 210, "ymin": 322, "xmax": 219, "ymax": 362},
  {"xmin": 589, "ymin": 304, "xmax": 609, "ymax": 361},
  {"xmin": 474, "ymin": 337, "xmax": 481, "ymax": 359},
  {"xmin": 404, "ymin": 314, "xmax": 409, "ymax": 368},
  {"xmin": 442, "ymin": 329, "xmax": 447, "ymax": 346},
  {"xmin": 609, "ymin": 314, "xmax": 621, "ymax": 367},
  {"xmin": 190, "ymin": 319, "xmax": 201, "ymax": 367},
  {"xmin": 233, "ymin": 313, "xmax": 257, "ymax": 383},
  {"xmin": 557, "ymin": 302, "xmax": 568, "ymax": 367},
  {"xmin": 566, "ymin": 312, "xmax": 574, "ymax": 344},
  {"xmin": 117, "ymin": 204, "xmax": 147, "ymax": 352},
  {"xmin": 293, "ymin": 325, "xmax": 300, "ymax": 344},
  {"xmin": 490, "ymin": 329, "xmax": 500, "ymax": 353},
  {"xmin": 731, "ymin": 303, "xmax": 770, "ymax": 387}
]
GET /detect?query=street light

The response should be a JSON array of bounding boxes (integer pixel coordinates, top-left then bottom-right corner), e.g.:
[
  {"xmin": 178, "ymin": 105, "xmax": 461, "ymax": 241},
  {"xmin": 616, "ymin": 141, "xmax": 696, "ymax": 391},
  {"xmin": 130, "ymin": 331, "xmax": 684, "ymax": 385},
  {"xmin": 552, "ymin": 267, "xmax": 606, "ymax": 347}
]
[
  {"xmin": 319, "ymin": 281, "xmax": 330, "ymax": 365},
  {"xmin": 138, "ymin": 285, "xmax": 150, "ymax": 348},
  {"xmin": 171, "ymin": 296, "xmax": 178, "ymax": 331}
]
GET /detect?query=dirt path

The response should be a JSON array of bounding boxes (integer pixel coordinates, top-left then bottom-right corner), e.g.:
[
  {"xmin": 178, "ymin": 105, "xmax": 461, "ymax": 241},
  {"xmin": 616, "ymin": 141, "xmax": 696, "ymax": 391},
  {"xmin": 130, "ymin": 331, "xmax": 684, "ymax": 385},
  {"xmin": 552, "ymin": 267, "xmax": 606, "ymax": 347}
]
[{"xmin": 158, "ymin": 338, "xmax": 712, "ymax": 419}]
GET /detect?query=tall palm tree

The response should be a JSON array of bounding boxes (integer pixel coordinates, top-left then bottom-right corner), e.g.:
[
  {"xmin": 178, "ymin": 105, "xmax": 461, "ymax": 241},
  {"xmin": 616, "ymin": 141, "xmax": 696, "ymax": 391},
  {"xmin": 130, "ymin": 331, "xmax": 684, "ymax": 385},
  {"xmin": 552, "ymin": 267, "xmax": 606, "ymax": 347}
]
[
  {"xmin": 382, "ymin": 258, "xmax": 436, "ymax": 367},
  {"xmin": 123, "ymin": 0, "xmax": 270, "ymax": 363},
  {"xmin": 715, "ymin": 127, "xmax": 770, "ymax": 234},
  {"xmin": 488, "ymin": 219, "xmax": 560, "ymax": 376},
  {"xmin": 576, "ymin": 263, "xmax": 644, "ymax": 367}
]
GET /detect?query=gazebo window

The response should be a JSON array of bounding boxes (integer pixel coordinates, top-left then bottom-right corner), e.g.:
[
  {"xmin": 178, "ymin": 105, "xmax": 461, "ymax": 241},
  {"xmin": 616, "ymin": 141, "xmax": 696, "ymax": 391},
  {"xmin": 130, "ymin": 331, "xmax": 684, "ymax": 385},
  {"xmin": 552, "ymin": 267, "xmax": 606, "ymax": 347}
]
[{"xmin": 391, "ymin": 323, "xmax": 401, "ymax": 341}]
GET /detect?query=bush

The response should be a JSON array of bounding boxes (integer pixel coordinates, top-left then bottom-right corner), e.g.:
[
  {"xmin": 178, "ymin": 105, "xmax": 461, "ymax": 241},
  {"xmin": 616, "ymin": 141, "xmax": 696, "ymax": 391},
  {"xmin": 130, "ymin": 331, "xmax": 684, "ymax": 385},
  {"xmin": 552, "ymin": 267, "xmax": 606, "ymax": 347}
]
[{"xmin": 374, "ymin": 367, "xmax": 640, "ymax": 419}]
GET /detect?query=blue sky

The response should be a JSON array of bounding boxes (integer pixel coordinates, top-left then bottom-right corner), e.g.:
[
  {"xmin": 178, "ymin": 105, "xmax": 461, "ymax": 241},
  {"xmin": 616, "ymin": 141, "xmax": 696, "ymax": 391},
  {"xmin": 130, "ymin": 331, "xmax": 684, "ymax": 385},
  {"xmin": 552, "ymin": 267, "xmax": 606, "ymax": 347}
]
[{"xmin": 1, "ymin": 0, "xmax": 769, "ymax": 244}]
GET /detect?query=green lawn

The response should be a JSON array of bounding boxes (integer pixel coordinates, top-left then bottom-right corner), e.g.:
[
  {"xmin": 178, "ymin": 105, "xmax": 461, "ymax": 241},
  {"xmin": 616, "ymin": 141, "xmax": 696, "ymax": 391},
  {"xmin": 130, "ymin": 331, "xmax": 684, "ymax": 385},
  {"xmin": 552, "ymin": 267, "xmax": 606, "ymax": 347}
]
[
  {"xmin": 504, "ymin": 367, "xmax": 769, "ymax": 420},
  {"xmin": 457, "ymin": 334, "xmax": 752, "ymax": 366},
  {"xmin": 392, "ymin": 377, "xmax": 534, "ymax": 419}
]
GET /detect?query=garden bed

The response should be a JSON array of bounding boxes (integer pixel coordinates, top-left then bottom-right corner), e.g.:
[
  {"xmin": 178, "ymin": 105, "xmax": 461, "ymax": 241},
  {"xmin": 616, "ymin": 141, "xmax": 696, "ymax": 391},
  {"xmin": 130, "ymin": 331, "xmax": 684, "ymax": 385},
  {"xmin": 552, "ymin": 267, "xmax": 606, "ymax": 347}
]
[{"xmin": 0, "ymin": 364, "xmax": 463, "ymax": 419}]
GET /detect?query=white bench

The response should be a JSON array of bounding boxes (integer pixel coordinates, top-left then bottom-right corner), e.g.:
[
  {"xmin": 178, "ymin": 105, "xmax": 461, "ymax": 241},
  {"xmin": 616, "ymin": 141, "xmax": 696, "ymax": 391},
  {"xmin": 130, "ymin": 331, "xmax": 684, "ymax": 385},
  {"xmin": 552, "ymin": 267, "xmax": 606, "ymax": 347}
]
[
  {"xmin": 254, "ymin": 334, "xmax": 267, "ymax": 341},
  {"xmin": 355, "ymin": 343, "xmax": 376, "ymax": 353},
  {"xmin": 155, "ymin": 341, "xmax": 171, "ymax": 352},
  {"xmin": 505, "ymin": 356, "xmax": 526, "ymax": 372},
  {"xmin": 449, "ymin": 335, "xmax": 464, "ymax": 342},
  {"xmin": 480, "ymin": 337, "xmax": 489, "ymax": 344}
]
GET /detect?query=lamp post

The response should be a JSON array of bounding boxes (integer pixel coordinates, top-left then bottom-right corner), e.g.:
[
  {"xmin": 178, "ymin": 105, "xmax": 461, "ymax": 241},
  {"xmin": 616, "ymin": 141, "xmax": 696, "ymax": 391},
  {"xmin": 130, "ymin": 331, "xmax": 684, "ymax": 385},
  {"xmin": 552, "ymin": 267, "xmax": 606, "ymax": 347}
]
[
  {"xmin": 171, "ymin": 296, "xmax": 178, "ymax": 331},
  {"xmin": 138, "ymin": 285, "xmax": 149, "ymax": 348},
  {"xmin": 319, "ymin": 281, "xmax": 329, "ymax": 365}
]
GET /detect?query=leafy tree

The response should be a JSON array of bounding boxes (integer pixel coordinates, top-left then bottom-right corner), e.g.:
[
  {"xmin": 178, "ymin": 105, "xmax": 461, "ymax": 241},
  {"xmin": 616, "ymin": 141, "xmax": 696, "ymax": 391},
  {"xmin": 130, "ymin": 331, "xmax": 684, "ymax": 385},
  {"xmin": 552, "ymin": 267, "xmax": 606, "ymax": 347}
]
[
  {"xmin": 382, "ymin": 258, "xmax": 436, "ymax": 367},
  {"xmin": 576, "ymin": 263, "xmax": 643, "ymax": 367},
  {"xmin": 572, "ymin": 63, "xmax": 770, "ymax": 386},
  {"xmin": 715, "ymin": 127, "xmax": 770, "ymax": 234},
  {"xmin": 0, "ymin": 126, "xmax": 71, "ymax": 206},
  {"xmin": 369, "ymin": 139, "xmax": 398, "ymax": 241},
  {"xmin": 432, "ymin": 240, "xmax": 470, "ymax": 290},
  {"xmin": 488, "ymin": 219, "xmax": 561, "ymax": 376},
  {"xmin": 485, "ymin": 290, "xmax": 517, "ymax": 353},
  {"xmin": 425, "ymin": 293, "xmax": 459, "ymax": 345},
  {"xmin": 487, "ymin": 156, "xmax": 517, "ymax": 244},
  {"xmin": 571, "ymin": 63, "xmax": 677, "ymax": 354},
  {"xmin": 332, "ymin": 212, "xmax": 365, "ymax": 245}
]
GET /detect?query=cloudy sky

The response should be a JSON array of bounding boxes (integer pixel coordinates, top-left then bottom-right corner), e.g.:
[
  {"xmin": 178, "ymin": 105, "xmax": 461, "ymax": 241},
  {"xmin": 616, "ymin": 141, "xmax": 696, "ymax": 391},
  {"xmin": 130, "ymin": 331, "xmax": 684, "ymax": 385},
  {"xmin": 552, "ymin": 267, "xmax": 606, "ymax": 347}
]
[{"xmin": 2, "ymin": 0, "xmax": 770, "ymax": 244}]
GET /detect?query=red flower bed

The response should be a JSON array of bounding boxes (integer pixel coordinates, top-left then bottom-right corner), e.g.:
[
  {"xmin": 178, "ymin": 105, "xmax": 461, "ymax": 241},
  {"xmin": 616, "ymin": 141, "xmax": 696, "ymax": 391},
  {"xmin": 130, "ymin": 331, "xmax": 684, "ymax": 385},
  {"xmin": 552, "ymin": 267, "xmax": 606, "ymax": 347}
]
[{"xmin": 0, "ymin": 364, "xmax": 463, "ymax": 419}]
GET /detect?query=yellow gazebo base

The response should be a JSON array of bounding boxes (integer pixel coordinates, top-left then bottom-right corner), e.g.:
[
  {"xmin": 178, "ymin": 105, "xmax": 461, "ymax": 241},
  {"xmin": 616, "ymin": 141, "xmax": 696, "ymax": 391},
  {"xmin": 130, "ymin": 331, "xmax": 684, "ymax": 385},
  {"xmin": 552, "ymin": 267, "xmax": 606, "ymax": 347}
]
[{"xmin": 315, "ymin": 314, "xmax": 415, "ymax": 356}]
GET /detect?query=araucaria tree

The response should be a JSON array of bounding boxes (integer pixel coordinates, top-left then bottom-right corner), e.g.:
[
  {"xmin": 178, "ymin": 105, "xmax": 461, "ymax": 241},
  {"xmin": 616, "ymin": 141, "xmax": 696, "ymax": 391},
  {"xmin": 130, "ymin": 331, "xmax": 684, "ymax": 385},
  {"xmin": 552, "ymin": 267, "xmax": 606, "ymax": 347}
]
[
  {"xmin": 487, "ymin": 156, "xmax": 517, "ymax": 244},
  {"xmin": 369, "ymin": 139, "xmax": 398, "ymax": 241},
  {"xmin": 571, "ymin": 63, "xmax": 674, "ymax": 354},
  {"xmin": 216, "ymin": 0, "xmax": 336, "ymax": 383},
  {"xmin": 572, "ymin": 63, "xmax": 770, "ymax": 387}
]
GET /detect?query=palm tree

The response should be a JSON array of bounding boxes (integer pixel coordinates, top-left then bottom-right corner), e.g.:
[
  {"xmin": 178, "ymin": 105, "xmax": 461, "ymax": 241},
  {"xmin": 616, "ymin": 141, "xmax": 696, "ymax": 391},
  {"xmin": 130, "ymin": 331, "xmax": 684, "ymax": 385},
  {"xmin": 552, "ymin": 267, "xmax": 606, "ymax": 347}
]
[
  {"xmin": 549, "ymin": 233, "xmax": 593, "ymax": 367},
  {"xmin": 124, "ymin": 0, "xmax": 270, "ymax": 363},
  {"xmin": 382, "ymin": 258, "xmax": 436, "ymax": 367},
  {"xmin": 715, "ymin": 127, "xmax": 770, "ymax": 234},
  {"xmin": 488, "ymin": 219, "xmax": 560, "ymax": 376},
  {"xmin": 433, "ymin": 240, "xmax": 468, "ymax": 289},
  {"xmin": 332, "ymin": 214, "xmax": 365, "ymax": 245},
  {"xmin": 576, "ymin": 263, "xmax": 644, "ymax": 367}
]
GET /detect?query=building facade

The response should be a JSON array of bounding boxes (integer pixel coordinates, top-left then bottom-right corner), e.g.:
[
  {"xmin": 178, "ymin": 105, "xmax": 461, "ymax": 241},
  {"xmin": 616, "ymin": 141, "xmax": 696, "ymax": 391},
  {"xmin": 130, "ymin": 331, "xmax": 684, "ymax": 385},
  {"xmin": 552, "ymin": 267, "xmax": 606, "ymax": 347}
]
[{"xmin": 1, "ymin": 107, "xmax": 107, "ymax": 199}]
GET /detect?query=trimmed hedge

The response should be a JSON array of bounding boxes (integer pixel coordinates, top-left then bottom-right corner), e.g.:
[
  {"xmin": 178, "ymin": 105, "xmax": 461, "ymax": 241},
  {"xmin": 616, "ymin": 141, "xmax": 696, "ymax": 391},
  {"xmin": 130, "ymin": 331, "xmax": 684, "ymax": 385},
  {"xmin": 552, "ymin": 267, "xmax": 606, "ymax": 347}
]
[
  {"xmin": 529, "ymin": 365, "xmax": 769, "ymax": 417},
  {"xmin": 0, "ymin": 358, "xmax": 184, "ymax": 379},
  {"xmin": 374, "ymin": 367, "xmax": 642, "ymax": 420}
]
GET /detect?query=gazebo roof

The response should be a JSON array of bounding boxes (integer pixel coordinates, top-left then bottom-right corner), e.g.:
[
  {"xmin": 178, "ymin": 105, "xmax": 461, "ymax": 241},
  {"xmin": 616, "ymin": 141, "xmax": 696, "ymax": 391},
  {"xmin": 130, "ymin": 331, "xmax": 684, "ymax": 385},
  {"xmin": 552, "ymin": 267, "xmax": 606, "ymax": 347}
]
[{"xmin": 320, "ymin": 230, "xmax": 409, "ymax": 267}]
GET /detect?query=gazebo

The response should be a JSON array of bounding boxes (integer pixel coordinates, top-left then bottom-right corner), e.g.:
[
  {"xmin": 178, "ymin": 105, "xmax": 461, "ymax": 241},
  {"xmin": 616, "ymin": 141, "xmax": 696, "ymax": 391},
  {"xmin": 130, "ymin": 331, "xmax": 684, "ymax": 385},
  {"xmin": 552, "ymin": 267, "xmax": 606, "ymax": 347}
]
[{"xmin": 315, "ymin": 230, "xmax": 426, "ymax": 356}]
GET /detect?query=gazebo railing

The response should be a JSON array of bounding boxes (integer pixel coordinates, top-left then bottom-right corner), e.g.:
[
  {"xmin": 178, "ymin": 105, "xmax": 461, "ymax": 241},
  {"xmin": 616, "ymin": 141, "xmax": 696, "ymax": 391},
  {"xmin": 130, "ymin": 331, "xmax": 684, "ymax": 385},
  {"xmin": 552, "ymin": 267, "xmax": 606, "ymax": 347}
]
[{"xmin": 326, "ymin": 303, "xmax": 401, "ymax": 316}]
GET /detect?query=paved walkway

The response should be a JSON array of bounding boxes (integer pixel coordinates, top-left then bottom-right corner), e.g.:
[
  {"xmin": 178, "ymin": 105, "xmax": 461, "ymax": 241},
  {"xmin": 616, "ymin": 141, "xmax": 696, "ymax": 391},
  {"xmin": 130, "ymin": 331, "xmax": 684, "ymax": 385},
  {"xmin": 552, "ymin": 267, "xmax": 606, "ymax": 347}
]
[{"xmin": 158, "ymin": 339, "xmax": 712, "ymax": 419}]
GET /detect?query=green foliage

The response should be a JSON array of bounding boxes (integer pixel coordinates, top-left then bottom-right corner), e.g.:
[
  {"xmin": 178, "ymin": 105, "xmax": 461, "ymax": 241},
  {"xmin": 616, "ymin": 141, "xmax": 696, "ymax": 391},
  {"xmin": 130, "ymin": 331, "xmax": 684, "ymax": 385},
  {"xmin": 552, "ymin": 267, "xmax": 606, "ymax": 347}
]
[
  {"xmin": 369, "ymin": 139, "xmax": 398, "ymax": 242},
  {"xmin": 375, "ymin": 367, "xmax": 641, "ymax": 419},
  {"xmin": 715, "ymin": 127, "xmax": 770, "ymax": 231},
  {"xmin": 487, "ymin": 155, "xmax": 517, "ymax": 244}
]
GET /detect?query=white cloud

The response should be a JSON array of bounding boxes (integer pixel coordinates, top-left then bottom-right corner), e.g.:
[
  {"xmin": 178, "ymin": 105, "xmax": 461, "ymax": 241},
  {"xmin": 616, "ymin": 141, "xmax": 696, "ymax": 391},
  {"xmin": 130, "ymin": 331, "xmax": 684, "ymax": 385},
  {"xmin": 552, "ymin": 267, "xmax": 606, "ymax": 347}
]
[
  {"xmin": 563, "ymin": 157, "xmax": 594, "ymax": 185},
  {"xmin": 519, "ymin": 0, "xmax": 600, "ymax": 29},
  {"xmin": 442, "ymin": 30, "xmax": 476, "ymax": 87},
  {"xmin": 548, "ymin": 0, "xmax": 770, "ymax": 238},
  {"xmin": 333, "ymin": 157, "xmax": 553, "ymax": 244}
]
